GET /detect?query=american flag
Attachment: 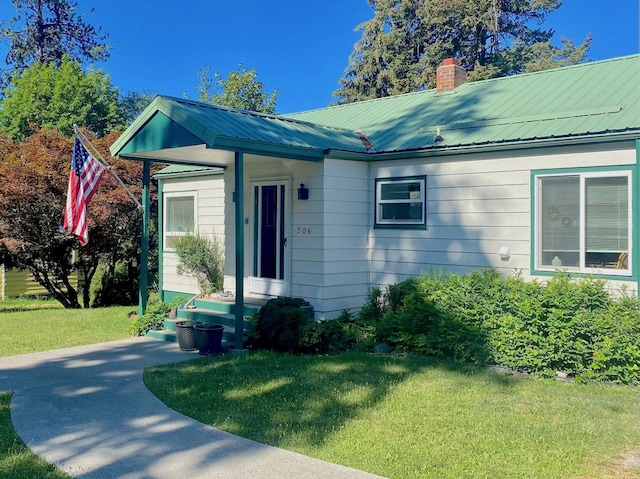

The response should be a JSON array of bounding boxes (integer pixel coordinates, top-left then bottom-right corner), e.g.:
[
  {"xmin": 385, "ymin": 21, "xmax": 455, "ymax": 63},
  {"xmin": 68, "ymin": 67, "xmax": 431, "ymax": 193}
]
[{"xmin": 63, "ymin": 136, "xmax": 106, "ymax": 246}]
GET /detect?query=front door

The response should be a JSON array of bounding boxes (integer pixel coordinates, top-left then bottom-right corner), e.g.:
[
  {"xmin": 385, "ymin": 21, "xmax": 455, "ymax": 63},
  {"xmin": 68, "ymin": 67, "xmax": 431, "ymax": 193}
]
[{"xmin": 250, "ymin": 181, "xmax": 289, "ymax": 296}]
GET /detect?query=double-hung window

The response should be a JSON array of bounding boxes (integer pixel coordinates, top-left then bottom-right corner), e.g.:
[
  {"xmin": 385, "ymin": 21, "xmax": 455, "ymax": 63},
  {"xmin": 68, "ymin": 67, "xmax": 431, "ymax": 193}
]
[
  {"xmin": 375, "ymin": 176, "xmax": 426, "ymax": 228},
  {"xmin": 164, "ymin": 192, "xmax": 196, "ymax": 250},
  {"xmin": 534, "ymin": 170, "xmax": 632, "ymax": 275}
]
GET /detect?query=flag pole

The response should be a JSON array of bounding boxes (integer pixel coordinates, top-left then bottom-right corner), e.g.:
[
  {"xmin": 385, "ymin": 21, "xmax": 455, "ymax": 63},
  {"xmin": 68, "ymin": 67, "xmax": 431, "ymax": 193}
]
[{"xmin": 73, "ymin": 125, "xmax": 143, "ymax": 210}]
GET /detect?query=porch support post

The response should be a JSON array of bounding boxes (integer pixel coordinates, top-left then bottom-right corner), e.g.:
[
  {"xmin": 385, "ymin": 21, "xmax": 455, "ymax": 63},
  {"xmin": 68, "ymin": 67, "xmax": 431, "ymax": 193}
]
[
  {"xmin": 233, "ymin": 151, "xmax": 246, "ymax": 351},
  {"xmin": 138, "ymin": 160, "xmax": 150, "ymax": 316}
]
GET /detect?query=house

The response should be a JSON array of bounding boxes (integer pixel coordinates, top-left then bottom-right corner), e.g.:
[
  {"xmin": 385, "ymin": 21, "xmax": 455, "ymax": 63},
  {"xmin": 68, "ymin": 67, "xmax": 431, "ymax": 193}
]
[
  {"xmin": 0, "ymin": 264, "xmax": 81, "ymax": 300},
  {"xmin": 1, "ymin": 265, "xmax": 48, "ymax": 299},
  {"xmin": 110, "ymin": 55, "xmax": 640, "ymax": 326}
]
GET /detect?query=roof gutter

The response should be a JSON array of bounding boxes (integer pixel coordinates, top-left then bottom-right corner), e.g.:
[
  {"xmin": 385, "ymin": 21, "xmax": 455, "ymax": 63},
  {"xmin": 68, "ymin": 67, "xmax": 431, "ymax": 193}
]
[{"xmin": 367, "ymin": 131, "xmax": 640, "ymax": 161}]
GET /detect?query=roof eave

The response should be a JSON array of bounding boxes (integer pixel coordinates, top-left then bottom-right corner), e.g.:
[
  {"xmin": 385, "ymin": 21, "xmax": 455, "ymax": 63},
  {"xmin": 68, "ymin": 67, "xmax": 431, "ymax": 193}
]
[{"xmin": 366, "ymin": 130, "xmax": 640, "ymax": 161}]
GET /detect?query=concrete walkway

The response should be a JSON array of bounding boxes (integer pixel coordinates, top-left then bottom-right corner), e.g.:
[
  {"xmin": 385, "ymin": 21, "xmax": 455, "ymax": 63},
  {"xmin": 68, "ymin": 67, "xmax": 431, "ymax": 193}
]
[{"xmin": 0, "ymin": 337, "xmax": 386, "ymax": 479}]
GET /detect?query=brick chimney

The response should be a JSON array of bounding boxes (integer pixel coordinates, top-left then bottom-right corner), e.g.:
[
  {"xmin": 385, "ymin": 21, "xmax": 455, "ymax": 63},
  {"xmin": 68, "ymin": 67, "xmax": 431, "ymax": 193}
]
[{"xmin": 436, "ymin": 58, "xmax": 467, "ymax": 93}]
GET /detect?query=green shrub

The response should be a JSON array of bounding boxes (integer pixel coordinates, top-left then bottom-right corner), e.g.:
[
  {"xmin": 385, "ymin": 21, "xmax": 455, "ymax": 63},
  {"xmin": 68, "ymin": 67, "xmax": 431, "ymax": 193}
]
[
  {"xmin": 249, "ymin": 297, "xmax": 354, "ymax": 354},
  {"xmin": 354, "ymin": 270, "xmax": 640, "ymax": 384},
  {"xmin": 173, "ymin": 232, "xmax": 224, "ymax": 295},
  {"xmin": 301, "ymin": 317, "xmax": 355, "ymax": 354},
  {"xmin": 379, "ymin": 277, "xmax": 490, "ymax": 363},
  {"xmin": 128, "ymin": 294, "xmax": 187, "ymax": 336},
  {"xmin": 249, "ymin": 297, "xmax": 310, "ymax": 352}
]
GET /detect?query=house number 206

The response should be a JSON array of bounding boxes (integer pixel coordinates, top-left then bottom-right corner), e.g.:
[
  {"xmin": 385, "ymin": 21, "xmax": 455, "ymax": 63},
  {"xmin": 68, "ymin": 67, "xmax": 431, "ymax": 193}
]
[{"xmin": 296, "ymin": 227, "xmax": 312, "ymax": 235}]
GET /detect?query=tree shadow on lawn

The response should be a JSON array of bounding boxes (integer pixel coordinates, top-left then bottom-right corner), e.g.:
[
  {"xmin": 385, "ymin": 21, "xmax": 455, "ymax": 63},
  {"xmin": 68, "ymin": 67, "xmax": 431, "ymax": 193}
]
[{"xmin": 144, "ymin": 351, "xmax": 519, "ymax": 450}]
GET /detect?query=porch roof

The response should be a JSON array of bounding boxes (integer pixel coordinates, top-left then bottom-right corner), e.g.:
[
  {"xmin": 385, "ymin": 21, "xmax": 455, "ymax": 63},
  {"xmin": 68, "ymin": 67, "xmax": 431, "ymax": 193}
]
[{"xmin": 109, "ymin": 95, "xmax": 370, "ymax": 166}]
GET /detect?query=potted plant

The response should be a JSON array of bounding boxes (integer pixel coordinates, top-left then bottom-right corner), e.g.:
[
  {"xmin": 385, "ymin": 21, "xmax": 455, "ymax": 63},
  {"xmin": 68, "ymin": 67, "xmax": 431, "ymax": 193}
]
[
  {"xmin": 194, "ymin": 322, "xmax": 225, "ymax": 355},
  {"xmin": 175, "ymin": 320, "xmax": 198, "ymax": 351}
]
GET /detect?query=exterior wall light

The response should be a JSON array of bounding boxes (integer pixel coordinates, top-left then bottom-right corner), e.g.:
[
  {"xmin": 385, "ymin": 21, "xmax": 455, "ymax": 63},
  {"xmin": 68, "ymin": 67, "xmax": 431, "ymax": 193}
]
[{"xmin": 298, "ymin": 183, "xmax": 309, "ymax": 200}]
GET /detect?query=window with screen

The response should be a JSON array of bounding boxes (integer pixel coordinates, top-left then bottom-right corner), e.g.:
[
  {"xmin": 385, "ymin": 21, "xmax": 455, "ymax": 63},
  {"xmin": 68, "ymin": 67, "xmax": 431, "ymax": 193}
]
[
  {"xmin": 375, "ymin": 176, "xmax": 426, "ymax": 228},
  {"xmin": 164, "ymin": 193, "xmax": 196, "ymax": 250}
]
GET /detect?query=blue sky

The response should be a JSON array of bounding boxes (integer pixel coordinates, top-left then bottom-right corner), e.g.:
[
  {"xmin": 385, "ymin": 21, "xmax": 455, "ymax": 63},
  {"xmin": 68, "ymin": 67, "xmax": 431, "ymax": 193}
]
[{"xmin": 1, "ymin": 0, "xmax": 638, "ymax": 114}]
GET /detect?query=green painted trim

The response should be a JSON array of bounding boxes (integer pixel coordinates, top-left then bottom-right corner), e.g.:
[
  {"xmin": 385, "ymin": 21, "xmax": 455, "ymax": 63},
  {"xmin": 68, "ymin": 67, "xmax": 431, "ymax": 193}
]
[
  {"xmin": 158, "ymin": 180, "xmax": 164, "ymax": 302},
  {"xmin": 139, "ymin": 160, "xmax": 151, "ymax": 316},
  {"xmin": 212, "ymin": 136, "xmax": 325, "ymax": 161},
  {"xmin": 528, "ymin": 269, "xmax": 638, "ymax": 283},
  {"xmin": 529, "ymin": 169, "xmax": 536, "ymax": 274},
  {"xmin": 110, "ymin": 95, "xmax": 163, "ymax": 156},
  {"xmin": 154, "ymin": 169, "xmax": 225, "ymax": 180},
  {"xmin": 234, "ymin": 152, "xmax": 245, "ymax": 350},
  {"xmin": 636, "ymin": 140, "xmax": 640, "ymax": 295},
  {"xmin": 119, "ymin": 112, "xmax": 204, "ymax": 155},
  {"xmin": 162, "ymin": 290, "xmax": 192, "ymax": 305},
  {"xmin": 530, "ymin": 163, "xmax": 638, "ymax": 281},
  {"xmin": 366, "ymin": 133, "xmax": 640, "ymax": 162},
  {"xmin": 532, "ymin": 164, "xmax": 635, "ymax": 176}
]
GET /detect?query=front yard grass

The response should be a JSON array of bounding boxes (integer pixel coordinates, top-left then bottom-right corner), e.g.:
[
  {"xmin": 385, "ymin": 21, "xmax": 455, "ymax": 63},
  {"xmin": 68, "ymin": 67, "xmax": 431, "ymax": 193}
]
[
  {"xmin": 0, "ymin": 298, "xmax": 133, "ymax": 357},
  {"xmin": 0, "ymin": 392, "xmax": 72, "ymax": 479},
  {"xmin": 1, "ymin": 299, "xmax": 133, "ymax": 477},
  {"xmin": 145, "ymin": 352, "xmax": 639, "ymax": 479}
]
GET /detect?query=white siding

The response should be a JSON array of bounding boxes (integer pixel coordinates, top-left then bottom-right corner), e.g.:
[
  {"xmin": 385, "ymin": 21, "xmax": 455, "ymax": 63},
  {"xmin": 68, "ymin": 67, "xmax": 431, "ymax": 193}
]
[
  {"xmin": 161, "ymin": 174, "xmax": 226, "ymax": 295},
  {"xmin": 159, "ymin": 141, "xmax": 637, "ymax": 318},
  {"xmin": 369, "ymin": 143, "xmax": 637, "ymax": 292}
]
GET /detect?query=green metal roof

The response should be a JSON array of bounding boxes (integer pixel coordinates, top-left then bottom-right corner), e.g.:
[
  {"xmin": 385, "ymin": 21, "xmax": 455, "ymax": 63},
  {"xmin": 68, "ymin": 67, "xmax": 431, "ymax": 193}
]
[
  {"xmin": 287, "ymin": 54, "xmax": 640, "ymax": 153},
  {"xmin": 154, "ymin": 164, "xmax": 223, "ymax": 178},
  {"xmin": 110, "ymin": 95, "xmax": 369, "ymax": 161},
  {"xmin": 111, "ymin": 55, "xmax": 639, "ymax": 163}
]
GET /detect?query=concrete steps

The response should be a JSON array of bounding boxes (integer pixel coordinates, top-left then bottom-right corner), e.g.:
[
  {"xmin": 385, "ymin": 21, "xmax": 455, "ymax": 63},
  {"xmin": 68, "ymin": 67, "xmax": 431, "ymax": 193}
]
[{"xmin": 145, "ymin": 297, "xmax": 264, "ymax": 349}]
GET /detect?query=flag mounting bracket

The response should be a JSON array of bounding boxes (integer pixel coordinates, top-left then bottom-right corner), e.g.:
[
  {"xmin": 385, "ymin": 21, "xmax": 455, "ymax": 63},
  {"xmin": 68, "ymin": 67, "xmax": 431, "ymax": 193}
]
[{"xmin": 73, "ymin": 125, "xmax": 143, "ymax": 210}]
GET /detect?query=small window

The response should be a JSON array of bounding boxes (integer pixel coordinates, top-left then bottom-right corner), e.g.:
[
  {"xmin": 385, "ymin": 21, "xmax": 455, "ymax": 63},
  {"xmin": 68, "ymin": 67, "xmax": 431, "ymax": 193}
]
[
  {"xmin": 535, "ymin": 171, "xmax": 631, "ymax": 275},
  {"xmin": 375, "ymin": 176, "xmax": 426, "ymax": 228},
  {"xmin": 164, "ymin": 193, "xmax": 196, "ymax": 249}
]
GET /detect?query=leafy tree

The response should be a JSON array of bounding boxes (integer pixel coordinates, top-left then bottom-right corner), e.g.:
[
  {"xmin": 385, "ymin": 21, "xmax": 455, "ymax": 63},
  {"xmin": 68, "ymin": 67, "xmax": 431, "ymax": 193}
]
[
  {"xmin": 0, "ymin": 56, "xmax": 124, "ymax": 141},
  {"xmin": 118, "ymin": 90, "xmax": 155, "ymax": 125},
  {"xmin": 192, "ymin": 64, "xmax": 278, "ymax": 114},
  {"xmin": 0, "ymin": 0, "xmax": 110, "ymax": 82},
  {"xmin": 334, "ymin": 0, "xmax": 591, "ymax": 103},
  {"xmin": 0, "ymin": 129, "xmax": 147, "ymax": 308}
]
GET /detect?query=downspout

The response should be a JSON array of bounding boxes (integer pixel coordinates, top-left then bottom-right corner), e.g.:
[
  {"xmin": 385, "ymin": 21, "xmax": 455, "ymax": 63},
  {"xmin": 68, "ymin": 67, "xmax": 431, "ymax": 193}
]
[
  {"xmin": 233, "ymin": 152, "xmax": 246, "ymax": 352},
  {"xmin": 139, "ymin": 160, "xmax": 151, "ymax": 316}
]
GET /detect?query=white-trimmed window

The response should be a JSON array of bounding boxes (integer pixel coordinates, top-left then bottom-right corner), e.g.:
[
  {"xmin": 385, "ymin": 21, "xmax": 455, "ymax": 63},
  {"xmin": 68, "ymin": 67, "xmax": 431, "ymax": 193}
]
[
  {"xmin": 375, "ymin": 176, "xmax": 426, "ymax": 228},
  {"xmin": 535, "ymin": 170, "xmax": 631, "ymax": 275},
  {"xmin": 164, "ymin": 192, "xmax": 196, "ymax": 250}
]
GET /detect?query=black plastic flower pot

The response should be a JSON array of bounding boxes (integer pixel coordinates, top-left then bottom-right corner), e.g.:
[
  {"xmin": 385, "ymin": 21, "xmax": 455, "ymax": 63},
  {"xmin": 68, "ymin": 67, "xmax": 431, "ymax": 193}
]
[
  {"xmin": 175, "ymin": 321, "xmax": 198, "ymax": 351},
  {"xmin": 194, "ymin": 323, "xmax": 225, "ymax": 355}
]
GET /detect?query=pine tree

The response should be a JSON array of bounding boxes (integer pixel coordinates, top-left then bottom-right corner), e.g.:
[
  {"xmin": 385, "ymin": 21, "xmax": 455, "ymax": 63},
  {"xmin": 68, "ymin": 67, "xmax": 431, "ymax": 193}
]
[
  {"xmin": 334, "ymin": 0, "xmax": 591, "ymax": 103},
  {"xmin": 1, "ymin": 0, "xmax": 110, "ymax": 83}
]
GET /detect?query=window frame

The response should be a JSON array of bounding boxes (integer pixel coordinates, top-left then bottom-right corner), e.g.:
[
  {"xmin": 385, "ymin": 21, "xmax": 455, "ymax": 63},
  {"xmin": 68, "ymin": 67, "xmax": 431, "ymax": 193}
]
[
  {"xmin": 533, "ymin": 169, "xmax": 633, "ymax": 277},
  {"xmin": 374, "ymin": 175, "xmax": 427, "ymax": 229},
  {"xmin": 163, "ymin": 191, "xmax": 197, "ymax": 251}
]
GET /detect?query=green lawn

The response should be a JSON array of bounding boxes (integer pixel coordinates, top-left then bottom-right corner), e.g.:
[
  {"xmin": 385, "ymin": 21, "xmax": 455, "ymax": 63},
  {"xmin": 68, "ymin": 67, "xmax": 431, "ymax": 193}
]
[
  {"xmin": 0, "ymin": 298, "xmax": 134, "ymax": 357},
  {"xmin": 145, "ymin": 352, "xmax": 640, "ymax": 479},
  {"xmin": 1, "ymin": 299, "xmax": 638, "ymax": 479},
  {"xmin": 0, "ymin": 392, "xmax": 72, "ymax": 479}
]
